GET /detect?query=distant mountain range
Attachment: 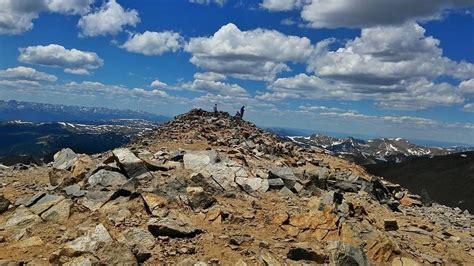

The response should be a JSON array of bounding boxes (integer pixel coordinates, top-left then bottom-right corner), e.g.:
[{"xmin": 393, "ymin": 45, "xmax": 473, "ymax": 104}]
[
  {"xmin": 0, "ymin": 100, "xmax": 169, "ymax": 122},
  {"xmin": 0, "ymin": 119, "xmax": 158, "ymax": 166},
  {"xmin": 285, "ymin": 134, "xmax": 473, "ymax": 165}
]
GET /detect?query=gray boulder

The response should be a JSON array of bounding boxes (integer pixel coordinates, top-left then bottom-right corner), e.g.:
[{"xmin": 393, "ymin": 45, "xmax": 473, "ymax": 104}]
[
  {"xmin": 88, "ymin": 169, "xmax": 128, "ymax": 189},
  {"xmin": 326, "ymin": 241, "xmax": 370, "ymax": 266},
  {"xmin": 63, "ymin": 224, "xmax": 113, "ymax": 254},
  {"xmin": 269, "ymin": 167, "xmax": 297, "ymax": 181},
  {"xmin": 148, "ymin": 211, "xmax": 202, "ymax": 238},
  {"xmin": 52, "ymin": 148, "xmax": 77, "ymax": 170},
  {"xmin": 28, "ymin": 194, "xmax": 64, "ymax": 215},
  {"xmin": 112, "ymin": 148, "xmax": 153, "ymax": 180}
]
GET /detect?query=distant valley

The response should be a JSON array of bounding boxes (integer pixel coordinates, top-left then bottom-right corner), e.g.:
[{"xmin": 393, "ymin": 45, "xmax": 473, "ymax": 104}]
[
  {"xmin": 0, "ymin": 100, "xmax": 166, "ymax": 165},
  {"xmin": 0, "ymin": 119, "xmax": 158, "ymax": 166}
]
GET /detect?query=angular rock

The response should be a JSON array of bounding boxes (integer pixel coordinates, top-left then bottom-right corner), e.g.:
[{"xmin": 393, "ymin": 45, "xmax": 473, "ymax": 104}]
[
  {"xmin": 40, "ymin": 199, "xmax": 72, "ymax": 222},
  {"xmin": 49, "ymin": 168, "xmax": 72, "ymax": 187},
  {"xmin": 326, "ymin": 241, "xmax": 370, "ymax": 266},
  {"xmin": 269, "ymin": 167, "xmax": 297, "ymax": 180},
  {"xmin": 319, "ymin": 191, "xmax": 344, "ymax": 211},
  {"xmin": 63, "ymin": 184, "xmax": 86, "ymax": 197},
  {"xmin": 88, "ymin": 169, "xmax": 128, "ymax": 189},
  {"xmin": 3, "ymin": 206, "xmax": 41, "ymax": 230},
  {"xmin": 81, "ymin": 190, "xmax": 114, "ymax": 211},
  {"xmin": 235, "ymin": 177, "xmax": 263, "ymax": 192},
  {"xmin": 184, "ymin": 150, "xmax": 220, "ymax": 170},
  {"xmin": 52, "ymin": 148, "xmax": 77, "ymax": 170},
  {"xmin": 118, "ymin": 227, "xmax": 155, "ymax": 250},
  {"xmin": 71, "ymin": 155, "xmax": 93, "ymax": 179},
  {"xmin": 63, "ymin": 224, "xmax": 113, "ymax": 254},
  {"xmin": 188, "ymin": 191, "xmax": 216, "ymax": 210},
  {"xmin": 29, "ymin": 194, "xmax": 64, "ymax": 215},
  {"xmin": 229, "ymin": 235, "xmax": 253, "ymax": 246},
  {"xmin": 148, "ymin": 212, "xmax": 202, "ymax": 238},
  {"xmin": 95, "ymin": 242, "xmax": 138, "ymax": 266},
  {"xmin": 262, "ymin": 178, "xmax": 284, "ymax": 190},
  {"xmin": 112, "ymin": 148, "xmax": 152, "ymax": 180},
  {"xmin": 142, "ymin": 193, "xmax": 168, "ymax": 214},
  {"xmin": 169, "ymin": 150, "xmax": 185, "ymax": 161},
  {"xmin": 0, "ymin": 194, "xmax": 11, "ymax": 213}
]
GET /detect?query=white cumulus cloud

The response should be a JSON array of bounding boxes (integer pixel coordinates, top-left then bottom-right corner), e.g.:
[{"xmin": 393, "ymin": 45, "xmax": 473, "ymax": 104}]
[
  {"xmin": 0, "ymin": 66, "xmax": 57, "ymax": 82},
  {"xmin": 150, "ymin": 80, "xmax": 168, "ymax": 88},
  {"xmin": 121, "ymin": 31, "xmax": 183, "ymax": 56},
  {"xmin": 185, "ymin": 23, "xmax": 313, "ymax": 81},
  {"xmin": 0, "ymin": 0, "xmax": 93, "ymax": 34},
  {"xmin": 78, "ymin": 0, "xmax": 140, "ymax": 37},
  {"xmin": 18, "ymin": 44, "xmax": 103, "ymax": 75}
]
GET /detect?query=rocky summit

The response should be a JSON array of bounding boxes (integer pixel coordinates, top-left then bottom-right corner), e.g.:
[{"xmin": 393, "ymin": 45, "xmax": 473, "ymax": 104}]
[{"xmin": 0, "ymin": 109, "xmax": 472, "ymax": 265}]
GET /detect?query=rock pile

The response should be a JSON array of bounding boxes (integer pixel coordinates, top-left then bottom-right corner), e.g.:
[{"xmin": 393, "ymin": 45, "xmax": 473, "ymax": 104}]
[{"xmin": 0, "ymin": 109, "xmax": 472, "ymax": 265}]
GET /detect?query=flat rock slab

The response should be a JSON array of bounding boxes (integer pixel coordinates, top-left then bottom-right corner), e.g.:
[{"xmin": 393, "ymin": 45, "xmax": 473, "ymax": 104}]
[
  {"xmin": 53, "ymin": 148, "xmax": 78, "ymax": 170},
  {"xmin": 183, "ymin": 150, "xmax": 220, "ymax": 170},
  {"xmin": 117, "ymin": 227, "xmax": 156, "ymax": 250},
  {"xmin": 88, "ymin": 169, "xmax": 128, "ymax": 188},
  {"xmin": 63, "ymin": 224, "xmax": 113, "ymax": 254},
  {"xmin": 64, "ymin": 184, "xmax": 86, "ymax": 197},
  {"xmin": 40, "ymin": 199, "xmax": 72, "ymax": 222},
  {"xmin": 21, "ymin": 192, "xmax": 46, "ymax": 207},
  {"xmin": 29, "ymin": 194, "xmax": 64, "ymax": 215},
  {"xmin": 269, "ymin": 167, "xmax": 297, "ymax": 180},
  {"xmin": 148, "ymin": 212, "xmax": 202, "ymax": 238},
  {"xmin": 3, "ymin": 206, "xmax": 41, "ymax": 230},
  {"xmin": 82, "ymin": 191, "xmax": 114, "ymax": 211},
  {"xmin": 112, "ymin": 148, "xmax": 152, "ymax": 180}
]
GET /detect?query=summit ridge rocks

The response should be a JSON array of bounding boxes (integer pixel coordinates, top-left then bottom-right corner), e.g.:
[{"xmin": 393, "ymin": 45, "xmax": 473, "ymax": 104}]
[{"xmin": 0, "ymin": 109, "xmax": 472, "ymax": 265}]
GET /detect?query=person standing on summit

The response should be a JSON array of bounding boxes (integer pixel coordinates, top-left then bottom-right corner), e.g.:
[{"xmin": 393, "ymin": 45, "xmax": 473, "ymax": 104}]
[
  {"xmin": 240, "ymin": 106, "xmax": 245, "ymax": 118},
  {"xmin": 213, "ymin": 104, "xmax": 218, "ymax": 114}
]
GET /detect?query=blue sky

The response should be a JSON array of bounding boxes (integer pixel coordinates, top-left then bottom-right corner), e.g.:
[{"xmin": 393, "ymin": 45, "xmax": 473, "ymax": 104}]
[{"xmin": 0, "ymin": 0, "xmax": 473, "ymax": 144}]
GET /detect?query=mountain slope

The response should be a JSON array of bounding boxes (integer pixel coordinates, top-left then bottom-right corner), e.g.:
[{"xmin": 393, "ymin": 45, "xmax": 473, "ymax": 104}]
[
  {"xmin": 365, "ymin": 151, "xmax": 474, "ymax": 212},
  {"xmin": 0, "ymin": 120, "xmax": 158, "ymax": 165},
  {"xmin": 0, "ymin": 109, "xmax": 472, "ymax": 265}
]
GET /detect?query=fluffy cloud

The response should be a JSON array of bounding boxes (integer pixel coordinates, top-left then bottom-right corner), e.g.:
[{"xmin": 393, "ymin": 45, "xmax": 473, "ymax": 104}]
[
  {"xmin": 189, "ymin": 0, "xmax": 227, "ymax": 7},
  {"xmin": 265, "ymin": 74, "xmax": 465, "ymax": 110},
  {"xmin": 193, "ymin": 72, "xmax": 226, "ymax": 81},
  {"xmin": 459, "ymin": 79, "xmax": 474, "ymax": 95},
  {"xmin": 0, "ymin": 0, "xmax": 93, "ymax": 34},
  {"xmin": 261, "ymin": 0, "xmax": 307, "ymax": 12},
  {"xmin": 185, "ymin": 23, "xmax": 313, "ymax": 81},
  {"xmin": 463, "ymin": 103, "xmax": 474, "ymax": 112},
  {"xmin": 0, "ymin": 66, "xmax": 57, "ymax": 82},
  {"xmin": 150, "ymin": 80, "xmax": 167, "ymax": 88},
  {"xmin": 46, "ymin": 0, "xmax": 94, "ymax": 15},
  {"xmin": 300, "ymin": 0, "xmax": 474, "ymax": 28},
  {"xmin": 308, "ymin": 23, "xmax": 474, "ymax": 86},
  {"xmin": 18, "ymin": 44, "xmax": 103, "ymax": 75},
  {"xmin": 78, "ymin": 0, "xmax": 140, "ymax": 37},
  {"xmin": 256, "ymin": 23, "xmax": 473, "ymax": 110},
  {"xmin": 180, "ymin": 78, "xmax": 248, "ymax": 96},
  {"xmin": 121, "ymin": 31, "xmax": 183, "ymax": 56}
]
